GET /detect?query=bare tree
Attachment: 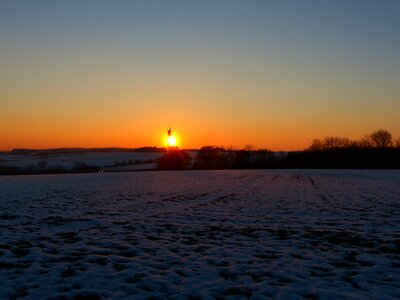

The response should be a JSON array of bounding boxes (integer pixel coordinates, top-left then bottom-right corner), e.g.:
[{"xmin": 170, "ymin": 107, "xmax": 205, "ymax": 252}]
[
  {"xmin": 244, "ymin": 144, "xmax": 255, "ymax": 151},
  {"xmin": 370, "ymin": 129, "xmax": 393, "ymax": 148},
  {"xmin": 308, "ymin": 137, "xmax": 351, "ymax": 151},
  {"xmin": 323, "ymin": 136, "xmax": 351, "ymax": 149},
  {"xmin": 357, "ymin": 134, "xmax": 373, "ymax": 148},
  {"xmin": 307, "ymin": 139, "xmax": 323, "ymax": 151}
]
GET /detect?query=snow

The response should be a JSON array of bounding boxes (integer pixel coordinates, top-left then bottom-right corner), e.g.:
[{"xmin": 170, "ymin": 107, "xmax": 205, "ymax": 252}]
[
  {"xmin": 0, "ymin": 169, "xmax": 399, "ymax": 299},
  {"xmin": 103, "ymin": 163, "xmax": 158, "ymax": 172},
  {"xmin": 0, "ymin": 152, "xmax": 163, "ymax": 171}
]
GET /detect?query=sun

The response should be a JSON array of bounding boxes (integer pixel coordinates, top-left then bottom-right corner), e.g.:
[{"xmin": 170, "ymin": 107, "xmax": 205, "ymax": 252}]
[
  {"xmin": 167, "ymin": 135, "xmax": 177, "ymax": 147},
  {"xmin": 163, "ymin": 128, "xmax": 180, "ymax": 148}
]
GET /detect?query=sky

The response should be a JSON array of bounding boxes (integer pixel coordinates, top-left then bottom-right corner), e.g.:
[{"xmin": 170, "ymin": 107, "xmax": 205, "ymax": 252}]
[{"xmin": 1, "ymin": 0, "xmax": 399, "ymax": 151}]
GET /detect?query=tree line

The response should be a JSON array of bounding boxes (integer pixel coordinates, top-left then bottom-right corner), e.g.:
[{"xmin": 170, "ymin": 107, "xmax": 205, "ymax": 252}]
[
  {"xmin": 308, "ymin": 129, "xmax": 399, "ymax": 151},
  {"xmin": 158, "ymin": 146, "xmax": 274, "ymax": 170},
  {"xmin": 2, "ymin": 129, "xmax": 399, "ymax": 174},
  {"xmin": 158, "ymin": 129, "xmax": 400, "ymax": 170}
]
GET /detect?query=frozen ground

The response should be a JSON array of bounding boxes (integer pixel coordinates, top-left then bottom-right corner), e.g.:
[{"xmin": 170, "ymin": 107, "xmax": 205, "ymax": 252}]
[
  {"xmin": 0, "ymin": 170, "xmax": 399, "ymax": 299},
  {"xmin": 0, "ymin": 152, "xmax": 163, "ymax": 170}
]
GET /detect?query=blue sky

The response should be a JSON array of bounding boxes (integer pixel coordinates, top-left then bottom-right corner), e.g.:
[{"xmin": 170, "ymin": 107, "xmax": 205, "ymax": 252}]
[{"xmin": 1, "ymin": 1, "xmax": 399, "ymax": 149}]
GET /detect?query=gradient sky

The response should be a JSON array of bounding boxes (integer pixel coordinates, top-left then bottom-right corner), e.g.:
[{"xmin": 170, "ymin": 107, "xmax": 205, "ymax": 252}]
[{"xmin": 1, "ymin": 0, "xmax": 399, "ymax": 150}]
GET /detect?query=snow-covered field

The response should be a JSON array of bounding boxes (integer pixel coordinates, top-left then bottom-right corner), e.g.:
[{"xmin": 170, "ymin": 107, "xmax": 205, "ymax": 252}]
[
  {"xmin": 0, "ymin": 152, "xmax": 163, "ymax": 171},
  {"xmin": 0, "ymin": 170, "xmax": 399, "ymax": 299}
]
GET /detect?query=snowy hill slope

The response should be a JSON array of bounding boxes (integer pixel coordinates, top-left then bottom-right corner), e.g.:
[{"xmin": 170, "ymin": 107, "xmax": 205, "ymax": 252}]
[{"xmin": 0, "ymin": 152, "xmax": 163, "ymax": 171}]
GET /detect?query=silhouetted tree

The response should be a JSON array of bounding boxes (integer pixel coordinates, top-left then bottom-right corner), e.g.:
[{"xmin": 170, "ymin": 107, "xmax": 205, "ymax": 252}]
[
  {"xmin": 158, "ymin": 148, "xmax": 191, "ymax": 170},
  {"xmin": 307, "ymin": 139, "xmax": 323, "ymax": 151},
  {"xmin": 395, "ymin": 138, "xmax": 400, "ymax": 148},
  {"xmin": 370, "ymin": 129, "xmax": 392, "ymax": 148},
  {"xmin": 307, "ymin": 137, "xmax": 352, "ymax": 151},
  {"xmin": 301, "ymin": 129, "xmax": 400, "ymax": 168},
  {"xmin": 323, "ymin": 137, "xmax": 351, "ymax": 149},
  {"xmin": 357, "ymin": 134, "xmax": 373, "ymax": 148},
  {"xmin": 235, "ymin": 150, "xmax": 250, "ymax": 167},
  {"xmin": 195, "ymin": 146, "xmax": 227, "ymax": 169},
  {"xmin": 244, "ymin": 144, "xmax": 255, "ymax": 151},
  {"xmin": 251, "ymin": 148, "xmax": 273, "ymax": 167},
  {"xmin": 225, "ymin": 146, "xmax": 237, "ymax": 167}
]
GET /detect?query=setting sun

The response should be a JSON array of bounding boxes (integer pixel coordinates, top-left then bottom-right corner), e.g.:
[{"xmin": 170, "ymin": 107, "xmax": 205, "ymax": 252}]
[
  {"xmin": 163, "ymin": 127, "xmax": 180, "ymax": 148},
  {"xmin": 167, "ymin": 136, "xmax": 177, "ymax": 147}
]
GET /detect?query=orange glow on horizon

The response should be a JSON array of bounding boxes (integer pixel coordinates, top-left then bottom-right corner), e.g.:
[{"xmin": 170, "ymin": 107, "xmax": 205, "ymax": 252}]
[
  {"xmin": 1, "ymin": 109, "xmax": 399, "ymax": 152},
  {"xmin": 1, "ymin": 2, "xmax": 400, "ymax": 152}
]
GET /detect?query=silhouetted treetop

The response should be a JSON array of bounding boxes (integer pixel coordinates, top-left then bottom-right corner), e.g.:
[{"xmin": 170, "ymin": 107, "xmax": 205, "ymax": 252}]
[
  {"xmin": 307, "ymin": 129, "xmax": 396, "ymax": 151},
  {"xmin": 370, "ymin": 129, "xmax": 392, "ymax": 148},
  {"xmin": 395, "ymin": 138, "xmax": 400, "ymax": 148},
  {"xmin": 307, "ymin": 136, "xmax": 353, "ymax": 151}
]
